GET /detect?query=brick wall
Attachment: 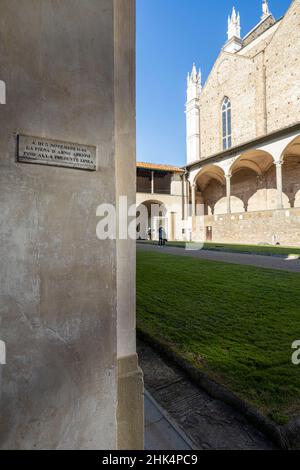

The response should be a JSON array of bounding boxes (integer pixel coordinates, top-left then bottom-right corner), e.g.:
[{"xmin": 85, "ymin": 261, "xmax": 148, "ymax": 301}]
[
  {"xmin": 198, "ymin": 1, "xmax": 300, "ymax": 160},
  {"xmin": 200, "ymin": 54, "xmax": 257, "ymax": 158},
  {"xmin": 266, "ymin": 1, "xmax": 300, "ymax": 133}
]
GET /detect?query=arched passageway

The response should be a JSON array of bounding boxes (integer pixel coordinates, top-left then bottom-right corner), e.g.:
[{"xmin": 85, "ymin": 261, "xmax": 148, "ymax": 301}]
[
  {"xmin": 229, "ymin": 150, "xmax": 284, "ymax": 213},
  {"xmin": 193, "ymin": 165, "xmax": 226, "ymax": 215},
  {"xmin": 190, "ymin": 145, "xmax": 300, "ymax": 216},
  {"xmin": 190, "ymin": 135, "xmax": 300, "ymax": 217},
  {"xmin": 136, "ymin": 200, "xmax": 167, "ymax": 240}
]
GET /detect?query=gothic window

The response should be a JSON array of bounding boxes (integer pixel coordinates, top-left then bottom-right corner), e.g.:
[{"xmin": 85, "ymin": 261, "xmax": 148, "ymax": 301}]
[{"xmin": 222, "ymin": 97, "xmax": 232, "ymax": 150}]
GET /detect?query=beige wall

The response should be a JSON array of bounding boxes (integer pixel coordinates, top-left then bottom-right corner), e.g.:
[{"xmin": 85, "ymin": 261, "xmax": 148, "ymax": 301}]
[
  {"xmin": 265, "ymin": 1, "xmax": 300, "ymax": 133},
  {"xmin": 171, "ymin": 173, "xmax": 184, "ymax": 196},
  {"xmin": 0, "ymin": 0, "xmax": 141, "ymax": 450},
  {"xmin": 200, "ymin": 53, "xmax": 258, "ymax": 158},
  {"xmin": 115, "ymin": 0, "xmax": 137, "ymax": 365},
  {"xmin": 201, "ymin": 207, "xmax": 300, "ymax": 247}
]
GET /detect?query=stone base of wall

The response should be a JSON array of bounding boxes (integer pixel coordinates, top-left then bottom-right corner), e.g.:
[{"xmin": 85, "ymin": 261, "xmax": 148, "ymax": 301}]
[
  {"xmin": 193, "ymin": 208, "xmax": 300, "ymax": 247},
  {"xmin": 117, "ymin": 354, "xmax": 144, "ymax": 450}
]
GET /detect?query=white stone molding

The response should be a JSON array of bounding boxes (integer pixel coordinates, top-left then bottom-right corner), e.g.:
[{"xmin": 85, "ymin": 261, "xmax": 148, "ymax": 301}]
[
  {"xmin": 227, "ymin": 7, "xmax": 241, "ymax": 40},
  {"xmin": 224, "ymin": 7, "xmax": 243, "ymax": 53},
  {"xmin": 261, "ymin": 0, "xmax": 271, "ymax": 21},
  {"xmin": 186, "ymin": 64, "xmax": 201, "ymax": 164}
]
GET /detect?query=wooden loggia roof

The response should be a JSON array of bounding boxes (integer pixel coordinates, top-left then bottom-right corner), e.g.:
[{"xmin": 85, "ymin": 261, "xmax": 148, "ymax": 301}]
[{"xmin": 137, "ymin": 162, "xmax": 184, "ymax": 174}]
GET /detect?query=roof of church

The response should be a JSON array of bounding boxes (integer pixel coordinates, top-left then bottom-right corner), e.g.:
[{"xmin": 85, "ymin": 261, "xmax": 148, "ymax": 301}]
[
  {"xmin": 242, "ymin": 14, "xmax": 277, "ymax": 47},
  {"xmin": 222, "ymin": 2, "xmax": 283, "ymax": 56},
  {"xmin": 137, "ymin": 162, "xmax": 184, "ymax": 173}
]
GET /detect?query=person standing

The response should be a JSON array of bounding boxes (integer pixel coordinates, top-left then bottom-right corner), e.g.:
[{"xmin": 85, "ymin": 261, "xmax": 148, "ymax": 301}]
[
  {"xmin": 159, "ymin": 226, "xmax": 166, "ymax": 246},
  {"xmin": 158, "ymin": 226, "xmax": 163, "ymax": 246}
]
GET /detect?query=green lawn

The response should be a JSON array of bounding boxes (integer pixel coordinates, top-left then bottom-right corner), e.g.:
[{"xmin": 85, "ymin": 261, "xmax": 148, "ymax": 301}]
[
  {"xmin": 137, "ymin": 250, "xmax": 300, "ymax": 424},
  {"xmin": 138, "ymin": 240, "xmax": 300, "ymax": 257}
]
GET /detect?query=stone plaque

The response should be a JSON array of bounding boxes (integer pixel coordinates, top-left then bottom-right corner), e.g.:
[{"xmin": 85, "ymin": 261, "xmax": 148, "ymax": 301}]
[{"xmin": 17, "ymin": 135, "xmax": 97, "ymax": 171}]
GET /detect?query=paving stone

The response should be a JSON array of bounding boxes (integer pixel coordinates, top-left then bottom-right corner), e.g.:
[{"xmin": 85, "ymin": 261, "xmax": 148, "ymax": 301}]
[
  {"xmin": 139, "ymin": 339, "xmax": 277, "ymax": 450},
  {"xmin": 145, "ymin": 394, "xmax": 193, "ymax": 450},
  {"xmin": 138, "ymin": 340, "xmax": 183, "ymax": 390},
  {"xmin": 145, "ymin": 395, "xmax": 163, "ymax": 426}
]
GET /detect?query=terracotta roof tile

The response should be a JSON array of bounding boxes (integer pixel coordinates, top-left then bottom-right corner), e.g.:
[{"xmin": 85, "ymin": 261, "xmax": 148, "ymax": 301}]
[{"xmin": 137, "ymin": 162, "xmax": 184, "ymax": 173}]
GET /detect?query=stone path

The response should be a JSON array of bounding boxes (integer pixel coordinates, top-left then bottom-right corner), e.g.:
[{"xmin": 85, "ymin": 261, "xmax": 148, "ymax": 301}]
[
  {"xmin": 139, "ymin": 339, "xmax": 277, "ymax": 450},
  {"xmin": 137, "ymin": 243, "xmax": 300, "ymax": 273},
  {"xmin": 145, "ymin": 391, "xmax": 194, "ymax": 450}
]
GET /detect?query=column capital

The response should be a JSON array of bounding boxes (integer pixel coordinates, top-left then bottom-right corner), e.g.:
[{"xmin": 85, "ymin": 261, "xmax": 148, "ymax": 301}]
[
  {"xmin": 274, "ymin": 160, "xmax": 283, "ymax": 168},
  {"xmin": 225, "ymin": 172, "xmax": 232, "ymax": 180}
]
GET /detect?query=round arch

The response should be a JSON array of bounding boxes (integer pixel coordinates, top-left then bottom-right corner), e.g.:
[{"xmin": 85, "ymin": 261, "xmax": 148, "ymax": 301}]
[
  {"xmin": 282, "ymin": 134, "xmax": 300, "ymax": 161},
  {"xmin": 230, "ymin": 149, "xmax": 274, "ymax": 176},
  {"xmin": 193, "ymin": 164, "xmax": 225, "ymax": 190},
  {"xmin": 229, "ymin": 149, "xmax": 281, "ymax": 213},
  {"xmin": 193, "ymin": 164, "xmax": 226, "ymax": 215},
  {"xmin": 136, "ymin": 199, "xmax": 167, "ymax": 241}
]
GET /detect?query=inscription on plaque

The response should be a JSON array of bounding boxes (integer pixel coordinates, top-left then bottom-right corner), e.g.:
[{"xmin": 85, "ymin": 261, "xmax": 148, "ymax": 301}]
[{"xmin": 17, "ymin": 135, "xmax": 97, "ymax": 171}]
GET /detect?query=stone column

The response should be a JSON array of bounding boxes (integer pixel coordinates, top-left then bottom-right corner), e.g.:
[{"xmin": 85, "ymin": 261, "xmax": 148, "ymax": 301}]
[
  {"xmin": 115, "ymin": 0, "xmax": 144, "ymax": 450},
  {"xmin": 151, "ymin": 170, "xmax": 155, "ymax": 195},
  {"xmin": 225, "ymin": 174, "xmax": 232, "ymax": 214},
  {"xmin": 275, "ymin": 161, "xmax": 284, "ymax": 210},
  {"xmin": 192, "ymin": 183, "xmax": 197, "ymax": 217}
]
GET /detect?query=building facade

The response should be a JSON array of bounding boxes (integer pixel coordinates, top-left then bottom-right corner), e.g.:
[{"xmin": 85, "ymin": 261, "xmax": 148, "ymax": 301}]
[
  {"xmin": 136, "ymin": 162, "xmax": 189, "ymax": 241},
  {"xmin": 186, "ymin": 0, "xmax": 300, "ymax": 246}
]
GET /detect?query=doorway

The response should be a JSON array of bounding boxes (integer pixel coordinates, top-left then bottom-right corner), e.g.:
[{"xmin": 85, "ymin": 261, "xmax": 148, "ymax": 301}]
[{"xmin": 206, "ymin": 226, "xmax": 212, "ymax": 242}]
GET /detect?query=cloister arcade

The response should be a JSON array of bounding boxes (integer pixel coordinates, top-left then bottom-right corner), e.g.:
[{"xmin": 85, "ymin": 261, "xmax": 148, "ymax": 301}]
[{"xmin": 188, "ymin": 132, "xmax": 300, "ymax": 218}]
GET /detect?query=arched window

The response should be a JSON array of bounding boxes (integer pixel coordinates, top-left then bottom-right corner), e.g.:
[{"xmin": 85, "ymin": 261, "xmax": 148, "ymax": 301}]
[{"xmin": 222, "ymin": 97, "xmax": 232, "ymax": 150}]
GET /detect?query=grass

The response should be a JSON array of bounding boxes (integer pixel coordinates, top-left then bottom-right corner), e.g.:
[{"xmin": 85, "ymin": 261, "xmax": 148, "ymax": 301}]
[
  {"xmin": 137, "ymin": 250, "xmax": 300, "ymax": 425},
  {"xmin": 137, "ymin": 240, "xmax": 300, "ymax": 257}
]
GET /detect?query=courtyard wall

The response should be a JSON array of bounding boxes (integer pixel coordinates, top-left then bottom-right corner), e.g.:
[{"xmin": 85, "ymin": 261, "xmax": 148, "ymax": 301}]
[{"xmin": 198, "ymin": 207, "xmax": 300, "ymax": 246}]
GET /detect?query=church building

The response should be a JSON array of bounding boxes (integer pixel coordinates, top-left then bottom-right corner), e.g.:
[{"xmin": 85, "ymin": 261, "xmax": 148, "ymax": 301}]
[{"xmin": 185, "ymin": 0, "xmax": 300, "ymax": 245}]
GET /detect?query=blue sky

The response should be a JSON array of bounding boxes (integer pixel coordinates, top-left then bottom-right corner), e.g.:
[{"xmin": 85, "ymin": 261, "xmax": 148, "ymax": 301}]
[{"xmin": 137, "ymin": 0, "xmax": 291, "ymax": 167}]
